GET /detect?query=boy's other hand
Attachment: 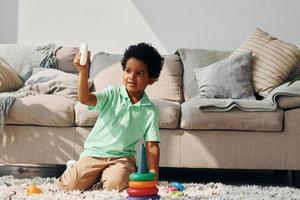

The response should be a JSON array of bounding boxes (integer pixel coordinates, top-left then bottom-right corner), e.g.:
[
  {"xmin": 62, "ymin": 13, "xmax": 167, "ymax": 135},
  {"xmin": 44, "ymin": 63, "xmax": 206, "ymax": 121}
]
[
  {"xmin": 73, "ymin": 51, "xmax": 91, "ymax": 74},
  {"xmin": 149, "ymin": 169, "xmax": 159, "ymax": 180}
]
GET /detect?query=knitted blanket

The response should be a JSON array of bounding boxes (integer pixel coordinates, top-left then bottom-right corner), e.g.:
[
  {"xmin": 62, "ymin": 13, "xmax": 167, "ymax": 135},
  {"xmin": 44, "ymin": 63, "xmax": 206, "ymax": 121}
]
[{"xmin": 193, "ymin": 81, "xmax": 300, "ymax": 112}]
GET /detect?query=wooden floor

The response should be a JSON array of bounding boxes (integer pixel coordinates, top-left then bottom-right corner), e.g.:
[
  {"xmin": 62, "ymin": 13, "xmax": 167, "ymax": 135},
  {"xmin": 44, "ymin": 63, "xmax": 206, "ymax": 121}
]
[{"xmin": 0, "ymin": 164, "xmax": 299, "ymax": 188}]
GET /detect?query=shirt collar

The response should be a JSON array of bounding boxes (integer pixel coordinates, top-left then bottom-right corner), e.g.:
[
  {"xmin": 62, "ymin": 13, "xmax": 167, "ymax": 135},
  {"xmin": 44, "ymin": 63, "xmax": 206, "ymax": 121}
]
[
  {"xmin": 120, "ymin": 85, "xmax": 152, "ymax": 107},
  {"xmin": 120, "ymin": 85, "xmax": 129, "ymax": 99}
]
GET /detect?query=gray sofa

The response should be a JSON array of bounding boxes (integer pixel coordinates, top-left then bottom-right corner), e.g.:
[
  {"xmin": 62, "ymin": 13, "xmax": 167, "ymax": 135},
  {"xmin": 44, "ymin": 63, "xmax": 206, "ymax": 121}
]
[{"xmin": 1, "ymin": 47, "xmax": 300, "ymax": 173}]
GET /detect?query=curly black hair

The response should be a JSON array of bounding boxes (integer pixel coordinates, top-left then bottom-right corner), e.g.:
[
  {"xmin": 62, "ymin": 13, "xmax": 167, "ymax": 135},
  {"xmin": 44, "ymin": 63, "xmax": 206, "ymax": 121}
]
[{"xmin": 121, "ymin": 42, "xmax": 164, "ymax": 79}]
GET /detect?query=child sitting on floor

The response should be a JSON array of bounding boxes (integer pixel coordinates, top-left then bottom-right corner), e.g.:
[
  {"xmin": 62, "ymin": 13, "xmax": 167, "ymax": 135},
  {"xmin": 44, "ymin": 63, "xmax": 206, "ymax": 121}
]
[{"xmin": 57, "ymin": 42, "xmax": 164, "ymax": 192}]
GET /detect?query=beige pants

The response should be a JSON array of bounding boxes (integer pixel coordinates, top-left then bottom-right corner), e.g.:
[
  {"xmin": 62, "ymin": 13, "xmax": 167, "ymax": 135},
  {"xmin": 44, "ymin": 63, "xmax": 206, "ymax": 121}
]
[{"xmin": 57, "ymin": 156, "xmax": 136, "ymax": 192}]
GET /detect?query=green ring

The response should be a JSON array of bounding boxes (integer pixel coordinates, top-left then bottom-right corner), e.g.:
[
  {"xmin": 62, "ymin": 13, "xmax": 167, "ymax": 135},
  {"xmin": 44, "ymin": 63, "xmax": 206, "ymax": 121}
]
[{"xmin": 129, "ymin": 172, "xmax": 156, "ymax": 181}]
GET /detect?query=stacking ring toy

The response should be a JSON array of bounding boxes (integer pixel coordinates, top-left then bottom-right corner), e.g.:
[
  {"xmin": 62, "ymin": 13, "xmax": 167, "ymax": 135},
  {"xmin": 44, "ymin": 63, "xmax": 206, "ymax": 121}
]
[
  {"xmin": 127, "ymin": 187, "xmax": 159, "ymax": 197},
  {"xmin": 169, "ymin": 191, "xmax": 184, "ymax": 198},
  {"xmin": 126, "ymin": 195, "xmax": 160, "ymax": 200},
  {"xmin": 129, "ymin": 180, "xmax": 158, "ymax": 188},
  {"xmin": 170, "ymin": 182, "xmax": 185, "ymax": 191},
  {"xmin": 129, "ymin": 172, "xmax": 156, "ymax": 181},
  {"xmin": 164, "ymin": 186, "xmax": 178, "ymax": 192}
]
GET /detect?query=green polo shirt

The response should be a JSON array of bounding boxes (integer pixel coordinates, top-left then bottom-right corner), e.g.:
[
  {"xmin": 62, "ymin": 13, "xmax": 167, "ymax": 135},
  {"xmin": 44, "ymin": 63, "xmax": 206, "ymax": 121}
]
[{"xmin": 80, "ymin": 85, "xmax": 160, "ymax": 158}]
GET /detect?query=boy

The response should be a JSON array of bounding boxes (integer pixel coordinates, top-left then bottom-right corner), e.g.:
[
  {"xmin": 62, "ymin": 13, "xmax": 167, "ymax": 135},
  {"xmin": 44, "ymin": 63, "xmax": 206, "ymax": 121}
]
[{"xmin": 57, "ymin": 43, "xmax": 164, "ymax": 192}]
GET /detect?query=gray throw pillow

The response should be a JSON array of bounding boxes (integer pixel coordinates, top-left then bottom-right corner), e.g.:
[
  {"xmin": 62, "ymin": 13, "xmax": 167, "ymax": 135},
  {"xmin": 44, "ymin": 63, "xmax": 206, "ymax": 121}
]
[
  {"xmin": 176, "ymin": 49, "xmax": 232, "ymax": 100},
  {"xmin": 193, "ymin": 51, "xmax": 255, "ymax": 99}
]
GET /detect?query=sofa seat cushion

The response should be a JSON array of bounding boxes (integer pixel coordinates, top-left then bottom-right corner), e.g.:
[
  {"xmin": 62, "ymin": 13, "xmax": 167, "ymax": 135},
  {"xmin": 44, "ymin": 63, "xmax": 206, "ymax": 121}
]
[
  {"xmin": 181, "ymin": 100, "xmax": 284, "ymax": 131},
  {"xmin": 6, "ymin": 94, "xmax": 76, "ymax": 126},
  {"xmin": 75, "ymin": 99, "xmax": 180, "ymax": 129}
]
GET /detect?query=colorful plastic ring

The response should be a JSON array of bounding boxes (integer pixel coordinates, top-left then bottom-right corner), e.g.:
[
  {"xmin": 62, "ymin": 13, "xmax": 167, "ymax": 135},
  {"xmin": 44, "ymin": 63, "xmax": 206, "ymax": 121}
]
[
  {"xmin": 126, "ymin": 195, "xmax": 160, "ymax": 200},
  {"xmin": 129, "ymin": 172, "xmax": 156, "ymax": 181},
  {"xmin": 170, "ymin": 182, "xmax": 185, "ymax": 191},
  {"xmin": 129, "ymin": 180, "xmax": 158, "ymax": 188},
  {"xmin": 164, "ymin": 186, "xmax": 178, "ymax": 192},
  {"xmin": 127, "ymin": 187, "xmax": 158, "ymax": 197},
  {"xmin": 169, "ymin": 191, "xmax": 184, "ymax": 198}
]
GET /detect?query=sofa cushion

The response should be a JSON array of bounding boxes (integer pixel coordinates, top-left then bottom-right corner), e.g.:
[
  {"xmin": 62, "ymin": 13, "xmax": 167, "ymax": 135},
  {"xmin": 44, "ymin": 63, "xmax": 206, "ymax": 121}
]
[
  {"xmin": 194, "ymin": 51, "xmax": 255, "ymax": 99},
  {"xmin": 56, "ymin": 47, "xmax": 79, "ymax": 73},
  {"xmin": 6, "ymin": 94, "xmax": 76, "ymax": 126},
  {"xmin": 89, "ymin": 52, "xmax": 122, "ymax": 79},
  {"xmin": 92, "ymin": 52, "xmax": 183, "ymax": 102},
  {"xmin": 231, "ymin": 28, "xmax": 300, "ymax": 97},
  {"xmin": 180, "ymin": 100, "xmax": 283, "ymax": 131},
  {"xmin": 75, "ymin": 99, "xmax": 180, "ymax": 129},
  {"xmin": 176, "ymin": 48, "xmax": 232, "ymax": 101},
  {"xmin": 0, "ymin": 56, "xmax": 23, "ymax": 92},
  {"xmin": 93, "ymin": 62, "xmax": 122, "ymax": 91}
]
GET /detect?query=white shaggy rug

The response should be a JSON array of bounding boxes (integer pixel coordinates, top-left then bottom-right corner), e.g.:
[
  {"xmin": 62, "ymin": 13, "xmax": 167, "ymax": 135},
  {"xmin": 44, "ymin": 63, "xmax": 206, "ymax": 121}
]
[{"xmin": 1, "ymin": 175, "xmax": 300, "ymax": 200}]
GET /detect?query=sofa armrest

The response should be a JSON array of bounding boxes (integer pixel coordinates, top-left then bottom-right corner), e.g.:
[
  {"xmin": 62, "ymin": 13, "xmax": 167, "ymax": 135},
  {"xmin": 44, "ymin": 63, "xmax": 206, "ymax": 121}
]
[
  {"xmin": 285, "ymin": 107, "xmax": 300, "ymax": 169},
  {"xmin": 277, "ymin": 96, "xmax": 300, "ymax": 109}
]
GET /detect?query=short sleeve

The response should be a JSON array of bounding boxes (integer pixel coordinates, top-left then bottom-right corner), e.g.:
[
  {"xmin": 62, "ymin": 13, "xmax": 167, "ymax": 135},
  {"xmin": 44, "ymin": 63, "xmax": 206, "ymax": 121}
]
[
  {"xmin": 144, "ymin": 108, "xmax": 160, "ymax": 142},
  {"xmin": 87, "ymin": 86, "xmax": 113, "ymax": 111}
]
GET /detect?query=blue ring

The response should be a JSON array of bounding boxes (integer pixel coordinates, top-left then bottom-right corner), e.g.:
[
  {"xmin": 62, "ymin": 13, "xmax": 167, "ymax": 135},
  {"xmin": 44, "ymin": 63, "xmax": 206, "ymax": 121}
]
[{"xmin": 170, "ymin": 182, "xmax": 185, "ymax": 191}]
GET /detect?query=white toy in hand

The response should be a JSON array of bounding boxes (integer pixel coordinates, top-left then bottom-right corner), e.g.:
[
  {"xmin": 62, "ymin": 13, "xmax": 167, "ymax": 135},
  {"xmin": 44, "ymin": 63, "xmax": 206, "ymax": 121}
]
[
  {"xmin": 79, "ymin": 43, "xmax": 88, "ymax": 65},
  {"xmin": 66, "ymin": 160, "xmax": 76, "ymax": 169}
]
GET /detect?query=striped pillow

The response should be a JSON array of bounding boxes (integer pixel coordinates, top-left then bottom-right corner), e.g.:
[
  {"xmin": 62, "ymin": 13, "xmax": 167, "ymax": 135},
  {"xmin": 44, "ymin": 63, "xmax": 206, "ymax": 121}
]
[
  {"xmin": 286, "ymin": 60, "xmax": 300, "ymax": 82},
  {"xmin": 0, "ymin": 56, "xmax": 23, "ymax": 92},
  {"xmin": 231, "ymin": 28, "xmax": 300, "ymax": 96}
]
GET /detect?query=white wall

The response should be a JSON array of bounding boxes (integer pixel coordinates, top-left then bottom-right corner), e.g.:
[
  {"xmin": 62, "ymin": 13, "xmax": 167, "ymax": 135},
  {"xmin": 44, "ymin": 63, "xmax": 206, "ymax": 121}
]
[
  {"xmin": 17, "ymin": 0, "xmax": 167, "ymax": 54},
  {"xmin": 15, "ymin": 0, "xmax": 300, "ymax": 54},
  {"xmin": 0, "ymin": 0, "xmax": 18, "ymax": 43}
]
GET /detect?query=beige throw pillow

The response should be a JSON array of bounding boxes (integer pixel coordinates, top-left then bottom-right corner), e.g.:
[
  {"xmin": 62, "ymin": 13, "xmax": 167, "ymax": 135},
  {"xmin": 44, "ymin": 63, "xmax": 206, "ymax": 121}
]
[
  {"xmin": 0, "ymin": 56, "xmax": 23, "ymax": 92},
  {"xmin": 231, "ymin": 28, "xmax": 300, "ymax": 96},
  {"xmin": 55, "ymin": 47, "xmax": 79, "ymax": 73}
]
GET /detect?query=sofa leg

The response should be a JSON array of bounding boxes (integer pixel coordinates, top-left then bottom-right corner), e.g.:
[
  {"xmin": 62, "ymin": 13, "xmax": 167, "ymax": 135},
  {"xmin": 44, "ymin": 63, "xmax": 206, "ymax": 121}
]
[
  {"xmin": 273, "ymin": 170, "xmax": 288, "ymax": 176},
  {"xmin": 291, "ymin": 170, "xmax": 300, "ymax": 188},
  {"xmin": 287, "ymin": 170, "xmax": 295, "ymax": 187},
  {"xmin": 273, "ymin": 170, "xmax": 286, "ymax": 185}
]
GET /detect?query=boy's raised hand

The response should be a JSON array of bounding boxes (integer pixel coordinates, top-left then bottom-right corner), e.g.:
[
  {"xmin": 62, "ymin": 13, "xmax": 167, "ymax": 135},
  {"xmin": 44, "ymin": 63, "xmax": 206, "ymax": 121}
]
[{"xmin": 73, "ymin": 51, "xmax": 91, "ymax": 74}]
